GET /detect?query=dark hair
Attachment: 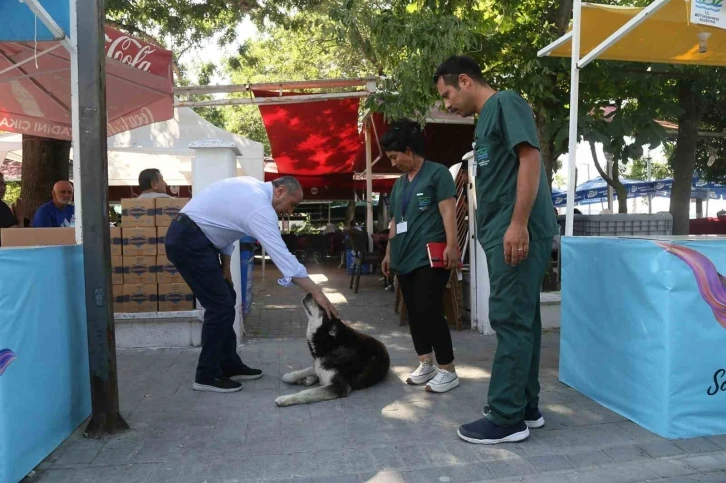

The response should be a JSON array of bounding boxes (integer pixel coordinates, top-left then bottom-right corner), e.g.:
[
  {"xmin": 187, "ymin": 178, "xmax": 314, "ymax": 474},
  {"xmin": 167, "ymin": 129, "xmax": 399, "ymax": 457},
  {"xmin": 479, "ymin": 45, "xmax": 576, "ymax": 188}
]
[
  {"xmin": 380, "ymin": 119, "xmax": 426, "ymax": 156},
  {"xmin": 433, "ymin": 55, "xmax": 487, "ymax": 88},
  {"xmin": 272, "ymin": 176, "xmax": 302, "ymax": 195},
  {"xmin": 139, "ymin": 168, "xmax": 161, "ymax": 191}
]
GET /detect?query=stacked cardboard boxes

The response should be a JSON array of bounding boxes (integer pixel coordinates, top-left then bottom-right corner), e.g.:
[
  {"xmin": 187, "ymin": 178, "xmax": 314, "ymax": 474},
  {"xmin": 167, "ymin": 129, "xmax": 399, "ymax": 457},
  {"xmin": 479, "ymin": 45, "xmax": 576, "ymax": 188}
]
[{"xmin": 114, "ymin": 197, "xmax": 194, "ymax": 313}]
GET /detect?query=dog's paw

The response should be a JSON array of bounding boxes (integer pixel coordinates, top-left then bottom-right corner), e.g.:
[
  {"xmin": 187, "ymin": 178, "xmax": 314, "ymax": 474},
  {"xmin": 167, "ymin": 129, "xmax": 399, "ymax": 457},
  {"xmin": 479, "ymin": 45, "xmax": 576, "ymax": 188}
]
[
  {"xmin": 303, "ymin": 375, "xmax": 319, "ymax": 387},
  {"xmin": 281, "ymin": 372, "xmax": 298, "ymax": 384},
  {"xmin": 275, "ymin": 395, "xmax": 292, "ymax": 407}
]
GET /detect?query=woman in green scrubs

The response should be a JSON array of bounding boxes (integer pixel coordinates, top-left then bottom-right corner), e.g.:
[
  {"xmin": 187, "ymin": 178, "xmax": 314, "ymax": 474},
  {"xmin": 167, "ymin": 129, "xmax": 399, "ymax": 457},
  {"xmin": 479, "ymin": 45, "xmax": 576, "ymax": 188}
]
[{"xmin": 381, "ymin": 119, "xmax": 460, "ymax": 394}]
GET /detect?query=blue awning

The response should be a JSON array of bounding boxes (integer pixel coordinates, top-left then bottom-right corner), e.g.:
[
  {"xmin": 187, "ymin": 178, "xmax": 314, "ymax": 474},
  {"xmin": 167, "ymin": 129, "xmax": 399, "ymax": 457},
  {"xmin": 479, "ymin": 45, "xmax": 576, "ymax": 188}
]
[{"xmin": 0, "ymin": 0, "xmax": 69, "ymax": 42}]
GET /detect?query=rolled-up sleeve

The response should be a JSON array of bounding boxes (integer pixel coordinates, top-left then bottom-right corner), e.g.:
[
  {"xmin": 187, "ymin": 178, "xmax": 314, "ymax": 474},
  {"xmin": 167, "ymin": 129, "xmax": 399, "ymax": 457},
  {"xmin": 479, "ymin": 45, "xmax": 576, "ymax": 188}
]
[
  {"xmin": 220, "ymin": 244, "xmax": 235, "ymax": 256},
  {"xmin": 245, "ymin": 208, "xmax": 308, "ymax": 286}
]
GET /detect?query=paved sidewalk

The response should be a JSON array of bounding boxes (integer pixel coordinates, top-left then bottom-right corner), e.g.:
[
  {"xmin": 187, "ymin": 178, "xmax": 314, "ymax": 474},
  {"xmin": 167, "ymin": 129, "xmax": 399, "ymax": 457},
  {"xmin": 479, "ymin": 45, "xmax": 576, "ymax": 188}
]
[
  {"xmin": 243, "ymin": 261, "xmax": 398, "ymax": 339},
  {"xmin": 28, "ymin": 263, "xmax": 726, "ymax": 483}
]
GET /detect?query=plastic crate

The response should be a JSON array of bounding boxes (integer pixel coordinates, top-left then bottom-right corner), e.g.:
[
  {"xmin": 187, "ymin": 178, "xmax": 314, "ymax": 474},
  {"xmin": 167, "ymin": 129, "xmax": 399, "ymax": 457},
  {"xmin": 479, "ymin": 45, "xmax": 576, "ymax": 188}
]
[{"xmin": 557, "ymin": 213, "xmax": 673, "ymax": 237}]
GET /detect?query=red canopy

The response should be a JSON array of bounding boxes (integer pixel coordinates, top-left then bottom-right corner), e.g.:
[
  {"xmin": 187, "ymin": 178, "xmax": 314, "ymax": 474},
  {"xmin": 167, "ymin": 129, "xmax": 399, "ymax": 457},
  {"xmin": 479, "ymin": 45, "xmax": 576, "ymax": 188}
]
[
  {"xmin": 254, "ymin": 89, "xmax": 362, "ymax": 176},
  {"xmin": 255, "ymin": 90, "xmax": 473, "ymax": 199},
  {"xmin": 0, "ymin": 26, "xmax": 174, "ymax": 140}
]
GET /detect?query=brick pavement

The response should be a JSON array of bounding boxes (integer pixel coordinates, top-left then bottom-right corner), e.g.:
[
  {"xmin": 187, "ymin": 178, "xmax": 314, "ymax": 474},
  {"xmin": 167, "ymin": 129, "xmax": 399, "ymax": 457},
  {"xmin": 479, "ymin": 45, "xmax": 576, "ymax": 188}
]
[
  {"xmin": 28, "ymin": 262, "xmax": 726, "ymax": 483},
  {"xmin": 243, "ymin": 261, "xmax": 397, "ymax": 339}
]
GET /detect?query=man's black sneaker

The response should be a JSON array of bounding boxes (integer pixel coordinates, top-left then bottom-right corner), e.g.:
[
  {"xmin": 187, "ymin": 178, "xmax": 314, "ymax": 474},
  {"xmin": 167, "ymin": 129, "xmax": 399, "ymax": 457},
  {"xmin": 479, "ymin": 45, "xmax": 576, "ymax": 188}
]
[
  {"xmin": 523, "ymin": 407, "xmax": 545, "ymax": 428},
  {"xmin": 457, "ymin": 417, "xmax": 529, "ymax": 445},
  {"xmin": 193, "ymin": 376, "xmax": 242, "ymax": 393},
  {"xmin": 225, "ymin": 364, "xmax": 263, "ymax": 381},
  {"xmin": 482, "ymin": 405, "xmax": 545, "ymax": 429}
]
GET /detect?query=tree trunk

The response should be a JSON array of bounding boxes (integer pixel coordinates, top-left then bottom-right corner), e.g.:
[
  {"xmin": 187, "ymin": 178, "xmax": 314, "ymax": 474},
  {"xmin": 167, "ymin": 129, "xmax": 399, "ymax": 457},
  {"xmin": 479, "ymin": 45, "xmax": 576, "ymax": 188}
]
[
  {"xmin": 670, "ymin": 79, "xmax": 704, "ymax": 235},
  {"xmin": 21, "ymin": 135, "xmax": 71, "ymax": 222},
  {"xmin": 616, "ymin": 185, "xmax": 628, "ymax": 213},
  {"xmin": 535, "ymin": 113, "xmax": 556, "ymax": 188},
  {"xmin": 588, "ymin": 142, "xmax": 628, "ymax": 212},
  {"xmin": 612, "ymin": 158, "xmax": 628, "ymax": 213}
]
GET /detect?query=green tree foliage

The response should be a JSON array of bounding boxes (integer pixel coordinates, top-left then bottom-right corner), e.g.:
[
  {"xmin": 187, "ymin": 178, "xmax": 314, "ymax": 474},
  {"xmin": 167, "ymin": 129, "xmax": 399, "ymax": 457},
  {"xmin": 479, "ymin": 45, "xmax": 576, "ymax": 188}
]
[
  {"xmin": 105, "ymin": 0, "xmax": 319, "ymax": 51},
  {"xmin": 189, "ymin": 4, "xmax": 477, "ymax": 153},
  {"xmin": 196, "ymin": 14, "xmax": 376, "ymax": 153},
  {"xmin": 623, "ymin": 157, "xmax": 672, "ymax": 181},
  {"xmin": 3, "ymin": 181, "xmax": 20, "ymax": 205}
]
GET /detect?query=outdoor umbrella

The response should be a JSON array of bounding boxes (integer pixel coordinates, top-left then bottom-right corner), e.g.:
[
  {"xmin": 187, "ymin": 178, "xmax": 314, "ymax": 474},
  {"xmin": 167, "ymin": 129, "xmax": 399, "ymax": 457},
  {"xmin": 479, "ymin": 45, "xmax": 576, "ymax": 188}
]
[{"xmin": 0, "ymin": 26, "xmax": 174, "ymax": 140}]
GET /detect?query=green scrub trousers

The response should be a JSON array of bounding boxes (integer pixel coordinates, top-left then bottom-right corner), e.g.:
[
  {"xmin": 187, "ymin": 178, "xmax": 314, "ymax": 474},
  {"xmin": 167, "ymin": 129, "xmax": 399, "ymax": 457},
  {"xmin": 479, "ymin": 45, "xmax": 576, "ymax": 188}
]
[{"xmin": 484, "ymin": 237, "xmax": 553, "ymax": 427}]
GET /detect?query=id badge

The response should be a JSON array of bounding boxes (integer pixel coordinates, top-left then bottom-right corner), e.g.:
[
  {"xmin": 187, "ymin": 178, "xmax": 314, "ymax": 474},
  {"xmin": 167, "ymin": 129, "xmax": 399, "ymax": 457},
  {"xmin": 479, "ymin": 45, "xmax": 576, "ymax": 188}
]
[
  {"xmin": 471, "ymin": 161, "xmax": 478, "ymax": 177},
  {"xmin": 396, "ymin": 221, "xmax": 408, "ymax": 234}
]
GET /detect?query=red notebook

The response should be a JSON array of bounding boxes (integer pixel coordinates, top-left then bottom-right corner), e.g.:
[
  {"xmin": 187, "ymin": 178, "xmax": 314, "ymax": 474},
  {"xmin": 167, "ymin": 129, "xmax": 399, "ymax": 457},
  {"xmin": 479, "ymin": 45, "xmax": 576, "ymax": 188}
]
[{"xmin": 426, "ymin": 242, "xmax": 463, "ymax": 269}]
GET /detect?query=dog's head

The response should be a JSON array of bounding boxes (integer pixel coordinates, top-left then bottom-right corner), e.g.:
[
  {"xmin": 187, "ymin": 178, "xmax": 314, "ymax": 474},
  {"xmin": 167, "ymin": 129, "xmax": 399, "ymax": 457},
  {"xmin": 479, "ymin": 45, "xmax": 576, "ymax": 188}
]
[{"xmin": 302, "ymin": 293, "xmax": 337, "ymax": 330}]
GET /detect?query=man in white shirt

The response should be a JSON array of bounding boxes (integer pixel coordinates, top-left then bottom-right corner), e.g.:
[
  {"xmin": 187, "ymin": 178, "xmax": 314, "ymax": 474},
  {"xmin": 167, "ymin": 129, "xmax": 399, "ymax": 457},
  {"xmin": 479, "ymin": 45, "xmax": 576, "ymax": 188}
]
[
  {"xmin": 137, "ymin": 168, "xmax": 171, "ymax": 199},
  {"xmin": 165, "ymin": 175, "xmax": 339, "ymax": 393}
]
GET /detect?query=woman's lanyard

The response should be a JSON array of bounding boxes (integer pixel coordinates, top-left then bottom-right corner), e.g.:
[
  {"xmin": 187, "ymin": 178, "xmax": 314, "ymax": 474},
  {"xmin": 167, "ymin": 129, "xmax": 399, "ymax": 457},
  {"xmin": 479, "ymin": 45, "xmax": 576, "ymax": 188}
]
[{"xmin": 397, "ymin": 161, "xmax": 425, "ymax": 234}]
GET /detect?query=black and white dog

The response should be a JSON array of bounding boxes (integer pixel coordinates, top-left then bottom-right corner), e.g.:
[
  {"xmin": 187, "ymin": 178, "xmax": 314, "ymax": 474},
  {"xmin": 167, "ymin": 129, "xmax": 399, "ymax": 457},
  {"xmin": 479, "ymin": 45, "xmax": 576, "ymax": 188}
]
[{"xmin": 274, "ymin": 293, "xmax": 390, "ymax": 407}]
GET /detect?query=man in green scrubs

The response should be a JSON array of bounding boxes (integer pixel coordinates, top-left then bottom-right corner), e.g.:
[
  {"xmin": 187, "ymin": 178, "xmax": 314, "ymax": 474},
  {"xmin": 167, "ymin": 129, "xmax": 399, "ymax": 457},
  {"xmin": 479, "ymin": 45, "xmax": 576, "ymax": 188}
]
[{"xmin": 433, "ymin": 55, "xmax": 558, "ymax": 444}]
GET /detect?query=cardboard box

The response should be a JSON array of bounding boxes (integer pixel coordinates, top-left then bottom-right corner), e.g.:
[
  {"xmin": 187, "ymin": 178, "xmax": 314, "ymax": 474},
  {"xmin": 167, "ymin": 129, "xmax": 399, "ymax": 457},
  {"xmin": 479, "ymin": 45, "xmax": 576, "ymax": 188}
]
[
  {"xmin": 123, "ymin": 256, "xmax": 157, "ymax": 284},
  {"xmin": 157, "ymin": 255, "xmax": 184, "ymax": 284},
  {"xmin": 158, "ymin": 283, "xmax": 195, "ymax": 311},
  {"xmin": 1, "ymin": 227, "xmax": 75, "ymax": 247},
  {"xmin": 121, "ymin": 227, "xmax": 157, "ymax": 257},
  {"xmin": 157, "ymin": 226, "xmax": 167, "ymax": 256},
  {"xmin": 112, "ymin": 284, "xmax": 126, "ymax": 312},
  {"xmin": 111, "ymin": 256, "xmax": 124, "ymax": 285},
  {"xmin": 123, "ymin": 284, "xmax": 157, "ymax": 313},
  {"xmin": 155, "ymin": 198, "xmax": 189, "ymax": 227},
  {"xmin": 110, "ymin": 227, "xmax": 122, "ymax": 256},
  {"xmin": 121, "ymin": 198, "xmax": 155, "ymax": 227}
]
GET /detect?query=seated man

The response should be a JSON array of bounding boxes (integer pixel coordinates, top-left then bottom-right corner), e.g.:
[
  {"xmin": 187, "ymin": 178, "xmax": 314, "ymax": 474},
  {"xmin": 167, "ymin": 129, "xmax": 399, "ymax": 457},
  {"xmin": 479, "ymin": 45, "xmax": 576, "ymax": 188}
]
[
  {"xmin": 137, "ymin": 168, "xmax": 171, "ymax": 198},
  {"xmin": 32, "ymin": 180, "xmax": 75, "ymax": 227}
]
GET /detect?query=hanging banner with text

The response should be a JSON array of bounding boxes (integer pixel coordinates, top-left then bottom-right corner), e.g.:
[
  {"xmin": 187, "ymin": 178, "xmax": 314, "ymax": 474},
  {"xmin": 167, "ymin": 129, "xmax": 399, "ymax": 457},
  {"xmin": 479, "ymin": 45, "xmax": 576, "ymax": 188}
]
[{"xmin": 691, "ymin": 0, "xmax": 726, "ymax": 30}]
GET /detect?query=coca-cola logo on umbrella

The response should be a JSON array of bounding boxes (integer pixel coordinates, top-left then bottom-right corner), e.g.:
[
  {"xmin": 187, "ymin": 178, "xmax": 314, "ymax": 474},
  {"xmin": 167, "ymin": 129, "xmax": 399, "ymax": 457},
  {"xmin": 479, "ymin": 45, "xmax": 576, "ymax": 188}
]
[{"xmin": 104, "ymin": 28, "xmax": 171, "ymax": 78}]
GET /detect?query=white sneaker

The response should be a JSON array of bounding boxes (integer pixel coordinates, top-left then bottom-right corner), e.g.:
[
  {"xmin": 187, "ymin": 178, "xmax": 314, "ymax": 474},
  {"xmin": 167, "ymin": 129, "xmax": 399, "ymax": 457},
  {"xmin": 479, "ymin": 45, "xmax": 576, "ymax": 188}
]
[
  {"xmin": 425, "ymin": 368, "xmax": 460, "ymax": 393},
  {"xmin": 406, "ymin": 360, "xmax": 437, "ymax": 385}
]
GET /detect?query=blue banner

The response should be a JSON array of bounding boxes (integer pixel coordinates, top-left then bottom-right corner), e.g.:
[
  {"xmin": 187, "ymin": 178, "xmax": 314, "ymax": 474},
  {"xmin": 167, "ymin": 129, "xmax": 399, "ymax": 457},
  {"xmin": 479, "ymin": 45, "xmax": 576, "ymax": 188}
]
[
  {"xmin": 0, "ymin": 246, "xmax": 91, "ymax": 482},
  {"xmin": 553, "ymin": 175, "xmax": 726, "ymax": 207},
  {"xmin": 561, "ymin": 236, "xmax": 726, "ymax": 438},
  {"xmin": 0, "ymin": 0, "xmax": 69, "ymax": 41},
  {"xmin": 576, "ymin": 177, "xmax": 655, "ymax": 205}
]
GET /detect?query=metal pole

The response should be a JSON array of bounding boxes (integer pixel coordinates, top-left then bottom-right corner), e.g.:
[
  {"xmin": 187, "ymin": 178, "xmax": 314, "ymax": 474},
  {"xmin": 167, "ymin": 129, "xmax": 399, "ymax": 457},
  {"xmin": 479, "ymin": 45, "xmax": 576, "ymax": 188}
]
[
  {"xmin": 176, "ymin": 91, "xmax": 369, "ymax": 108},
  {"xmin": 587, "ymin": 165, "xmax": 591, "ymax": 214},
  {"xmin": 565, "ymin": 0, "xmax": 582, "ymax": 237},
  {"xmin": 69, "ymin": 0, "xmax": 82, "ymax": 245},
  {"xmin": 646, "ymin": 150, "xmax": 653, "ymax": 214},
  {"xmin": 74, "ymin": 0, "xmax": 128, "ymax": 437},
  {"xmin": 606, "ymin": 152, "xmax": 614, "ymax": 212},
  {"xmin": 365, "ymin": 120, "xmax": 374, "ymax": 251}
]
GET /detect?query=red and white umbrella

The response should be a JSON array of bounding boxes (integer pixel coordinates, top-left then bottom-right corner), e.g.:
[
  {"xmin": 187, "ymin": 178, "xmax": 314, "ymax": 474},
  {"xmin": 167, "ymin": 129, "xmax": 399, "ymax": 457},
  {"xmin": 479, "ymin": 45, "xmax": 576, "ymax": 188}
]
[{"xmin": 0, "ymin": 26, "xmax": 173, "ymax": 140}]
